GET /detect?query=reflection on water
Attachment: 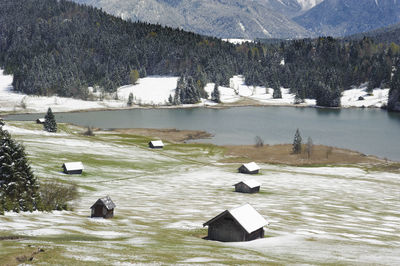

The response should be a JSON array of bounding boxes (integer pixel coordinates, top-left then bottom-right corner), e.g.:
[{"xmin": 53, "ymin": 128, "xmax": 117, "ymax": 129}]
[{"xmin": 5, "ymin": 106, "xmax": 400, "ymax": 161}]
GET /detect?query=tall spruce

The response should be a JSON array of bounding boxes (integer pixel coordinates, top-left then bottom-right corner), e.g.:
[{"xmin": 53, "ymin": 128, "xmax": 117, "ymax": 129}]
[
  {"xmin": 292, "ymin": 128, "xmax": 302, "ymax": 154},
  {"xmin": 388, "ymin": 67, "xmax": 400, "ymax": 111},
  {"xmin": 127, "ymin": 93, "xmax": 134, "ymax": 106},
  {"xmin": 211, "ymin": 83, "xmax": 221, "ymax": 103},
  {"xmin": 0, "ymin": 125, "xmax": 41, "ymax": 214},
  {"xmin": 272, "ymin": 82, "xmax": 282, "ymax": 99},
  {"xmin": 44, "ymin": 107, "xmax": 57, "ymax": 133}
]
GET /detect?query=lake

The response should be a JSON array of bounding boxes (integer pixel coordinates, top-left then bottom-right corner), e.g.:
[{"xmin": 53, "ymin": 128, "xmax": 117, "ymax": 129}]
[{"xmin": 5, "ymin": 106, "xmax": 400, "ymax": 161}]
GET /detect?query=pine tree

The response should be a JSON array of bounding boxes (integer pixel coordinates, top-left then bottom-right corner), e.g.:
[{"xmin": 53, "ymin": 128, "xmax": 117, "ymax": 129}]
[
  {"xmin": 0, "ymin": 125, "xmax": 41, "ymax": 213},
  {"xmin": 211, "ymin": 83, "xmax": 221, "ymax": 103},
  {"xmin": 272, "ymin": 82, "xmax": 282, "ymax": 99},
  {"xmin": 292, "ymin": 128, "xmax": 302, "ymax": 154},
  {"xmin": 388, "ymin": 67, "xmax": 400, "ymax": 111},
  {"xmin": 127, "ymin": 92, "xmax": 134, "ymax": 106},
  {"xmin": 44, "ymin": 107, "xmax": 57, "ymax": 133}
]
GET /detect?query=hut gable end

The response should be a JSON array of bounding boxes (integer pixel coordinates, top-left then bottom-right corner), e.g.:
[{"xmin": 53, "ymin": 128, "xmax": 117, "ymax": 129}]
[
  {"xmin": 203, "ymin": 204, "xmax": 268, "ymax": 242},
  {"xmin": 234, "ymin": 180, "xmax": 261, "ymax": 193},
  {"xmin": 90, "ymin": 196, "xmax": 116, "ymax": 219}
]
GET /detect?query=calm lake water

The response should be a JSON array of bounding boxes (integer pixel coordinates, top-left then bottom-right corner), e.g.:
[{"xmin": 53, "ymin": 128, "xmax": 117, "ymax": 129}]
[{"xmin": 6, "ymin": 107, "xmax": 400, "ymax": 161}]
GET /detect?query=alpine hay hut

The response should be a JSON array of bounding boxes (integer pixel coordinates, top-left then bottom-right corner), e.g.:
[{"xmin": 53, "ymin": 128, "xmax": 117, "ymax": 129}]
[
  {"xmin": 36, "ymin": 118, "xmax": 45, "ymax": 124},
  {"xmin": 90, "ymin": 196, "xmax": 116, "ymax": 218},
  {"xmin": 238, "ymin": 162, "xmax": 260, "ymax": 174},
  {"xmin": 62, "ymin": 162, "xmax": 84, "ymax": 175},
  {"xmin": 203, "ymin": 204, "xmax": 268, "ymax": 242},
  {"xmin": 149, "ymin": 140, "xmax": 164, "ymax": 149},
  {"xmin": 234, "ymin": 180, "xmax": 261, "ymax": 193}
]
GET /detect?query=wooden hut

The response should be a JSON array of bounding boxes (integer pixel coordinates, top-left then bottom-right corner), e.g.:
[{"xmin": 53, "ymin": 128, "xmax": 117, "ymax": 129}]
[
  {"xmin": 149, "ymin": 140, "xmax": 164, "ymax": 149},
  {"xmin": 90, "ymin": 196, "xmax": 116, "ymax": 218},
  {"xmin": 62, "ymin": 162, "xmax": 84, "ymax": 175},
  {"xmin": 234, "ymin": 180, "xmax": 261, "ymax": 193},
  {"xmin": 36, "ymin": 118, "xmax": 45, "ymax": 124},
  {"xmin": 203, "ymin": 204, "xmax": 268, "ymax": 242},
  {"xmin": 238, "ymin": 162, "xmax": 260, "ymax": 174}
]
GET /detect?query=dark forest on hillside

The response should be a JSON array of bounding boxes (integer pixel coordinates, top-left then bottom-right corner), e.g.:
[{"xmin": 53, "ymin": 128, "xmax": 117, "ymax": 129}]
[{"xmin": 0, "ymin": 0, "xmax": 399, "ymax": 108}]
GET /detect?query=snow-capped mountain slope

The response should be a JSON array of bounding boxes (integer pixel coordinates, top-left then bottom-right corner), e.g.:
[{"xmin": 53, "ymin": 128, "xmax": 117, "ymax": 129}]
[
  {"xmin": 73, "ymin": 0, "xmax": 314, "ymax": 39},
  {"xmin": 294, "ymin": 0, "xmax": 400, "ymax": 37}
]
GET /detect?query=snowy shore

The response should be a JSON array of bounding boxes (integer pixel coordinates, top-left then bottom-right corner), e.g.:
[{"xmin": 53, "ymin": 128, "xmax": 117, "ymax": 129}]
[{"xmin": 0, "ymin": 69, "xmax": 389, "ymax": 114}]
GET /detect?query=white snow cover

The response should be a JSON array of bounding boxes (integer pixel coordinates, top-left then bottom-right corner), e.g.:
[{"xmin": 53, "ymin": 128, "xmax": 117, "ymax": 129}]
[
  {"xmin": 0, "ymin": 69, "xmax": 125, "ymax": 113},
  {"xmin": 0, "ymin": 69, "xmax": 390, "ymax": 112},
  {"xmin": 149, "ymin": 140, "xmax": 164, "ymax": 147},
  {"xmin": 117, "ymin": 76, "xmax": 179, "ymax": 105},
  {"xmin": 63, "ymin": 162, "xmax": 84, "ymax": 171},
  {"xmin": 229, "ymin": 204, "xmax": 268, "ymax": 234},
  {"xmin": 235, "ymin": 179, "xmax": 261, "ymax": 188},
  {"xmin": 341, "ymin": 84, "xmax": 389, "ymax": 108},
  {"xmin": 243, "ymin": 162, "xmax": 260, "ymax": 172},
  {"xmin": 222, "ymin": 39, "xmax": 253, "ymax": 44}
]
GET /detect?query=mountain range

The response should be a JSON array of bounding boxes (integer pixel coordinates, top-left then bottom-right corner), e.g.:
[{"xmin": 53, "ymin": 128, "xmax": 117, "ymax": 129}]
[{"xmin": 73, "ymin": 0, "xmax": 400, "ymax": 39}]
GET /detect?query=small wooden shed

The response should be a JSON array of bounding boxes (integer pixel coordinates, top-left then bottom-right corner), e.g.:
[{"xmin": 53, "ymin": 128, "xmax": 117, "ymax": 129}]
[
  {"xmin": 238, "ymin": 162, "xmax": 260, "ymax": 174},
  {"xmin": 36, "ymin": 118, "xmax": 45, "ymax": 124},
  {"xmin": 203, "ymin": 204, "xmax": 268, "ymax": 242},
  {"xmin": 90, "ymin": 196, "xmax": 116, "ymax": 218},
  {"xmin": 234, "ymin": 180, "xmax": 261, "ymax": 193},
  {"xmin": 62, "ymin": 162, "xmax": 84, "ymax": 175},
  {"xmin": 149, "ymin": 140, "xmax": 164, "ymax": 149}
]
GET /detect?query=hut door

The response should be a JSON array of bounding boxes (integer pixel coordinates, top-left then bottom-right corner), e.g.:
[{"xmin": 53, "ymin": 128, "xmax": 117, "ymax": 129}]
[{"xmin": 94, "ymin": 205, "xmax": 103, "ymax": 217}]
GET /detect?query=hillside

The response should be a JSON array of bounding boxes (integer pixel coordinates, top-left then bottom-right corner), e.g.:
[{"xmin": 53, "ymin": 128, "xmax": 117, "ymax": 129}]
[
  {"xmin": 1, "ymin": 121, "xmax": 399, "ymax": 264},
  {"xmin": 343, "ymin": 23, "xmax": 400, "ymax": 44},
  {"xmin": 294, "ymin": 0, "xmax": 400, "ymax": 37},
  {"xmin": 1, "ymin": 0, "xmax": 400, "ymax": 109},
  {"xmin": 0, "ymin": 0, "xmax": 245, "ymax": 98}
]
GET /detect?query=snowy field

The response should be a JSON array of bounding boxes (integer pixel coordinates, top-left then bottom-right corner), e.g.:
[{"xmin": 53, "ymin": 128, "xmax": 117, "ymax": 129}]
[
  {"xmin": 1, "ymin": 122, "xmax": 399, "ymax": 264},
  {"xmin": 0, "ymin": 69, "xmax": 390, "ymax": 114}
]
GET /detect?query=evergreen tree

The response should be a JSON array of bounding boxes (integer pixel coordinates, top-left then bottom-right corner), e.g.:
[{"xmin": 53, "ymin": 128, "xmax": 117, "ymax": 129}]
[
  {"xmin": 211, "ymin": 83, "xmax": 221, "ymax": 103},
  {"xmin": 127, "ymin": 92, "xmax": 134, "ymax": 106},
  {"xmin": 388, "ymin": 67, "xmax": 400, "ymax": 111},
  {"xmin": 272, "ymin": 82, "xmax": 282, "ymax": 99},
  {"xmin": 0, "ymin": 125, "xmax": 41, "ymax": 213},
  {"xmin": 292, "ymin": 128, "xmax": 302, "ymax": 154},
  {"xmin": 44, "ymin": 108, "xmax": 57, "ymax": 133},
  {"xmin": 177, "ymin": 75, "xmax": 201, "ymax": 104}
]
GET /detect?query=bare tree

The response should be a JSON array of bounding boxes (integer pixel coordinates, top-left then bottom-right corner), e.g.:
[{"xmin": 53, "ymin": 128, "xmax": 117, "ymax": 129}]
[
  {"xmin": 326, "ymin": 146, "xmax": 333, "ymax": 159},
  {"xmin": 305, "ymin": 137, "xmax": 313, "ymax": 159},
  {"xmin": 254, "ymin": 136, "xmax": 264, "ymax": 148}
]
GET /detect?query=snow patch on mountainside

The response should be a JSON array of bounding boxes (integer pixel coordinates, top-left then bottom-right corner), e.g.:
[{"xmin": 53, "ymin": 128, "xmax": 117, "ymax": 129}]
[
  {"xmin": 297, "ymin": 0, "xmax": 324, "ymax": 10},
  {"xmin": 341, "ymin": 84, "xmax": 389, "ymax": 108},
  {"xmin": 117, "ymin": 76, "xmax": 179, "ymax": 105},
  {"xmin": 222, "ymin": 39, "xmax": 253, "ymax": 44}
]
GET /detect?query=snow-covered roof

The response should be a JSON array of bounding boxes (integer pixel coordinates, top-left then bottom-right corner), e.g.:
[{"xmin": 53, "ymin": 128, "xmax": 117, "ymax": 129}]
[
  {"xmin": 150, "ymin": 140, "xmax": 164, "ymax": 147},
  {"xmin": 204, "ymin": 204, "xmax": 268, "ymax": 234},
  {"xmin": 242, "ymin": 162, "xmax": 260, "ymax": 172},
  {"xmin": 90, "ymin": 196, "xmax": 116, "ymax": 210},
  {"xmin": 234, "ymin": 179, "xmax": 261, "ymax": 188},
  {"xmin": 229, "ymin": 204, "xmax": 268, "ymax": 234},
  {"xmin": 63, "ymin": 162, "xmax": 84, "ymax": 171},
  {"xmin": 36, "ymin": 118, "xmax": 45, "ymax": 123}
]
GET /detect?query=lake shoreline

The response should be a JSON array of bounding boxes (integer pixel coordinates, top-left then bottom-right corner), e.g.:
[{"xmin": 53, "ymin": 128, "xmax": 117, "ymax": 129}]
[
  {"xmin": 96, "ymin": 126, "xmax": 398, "ymax": 166},
  {"xmin": 0, "ymin": 101, "xmax": 386, "ymax": 116}
]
